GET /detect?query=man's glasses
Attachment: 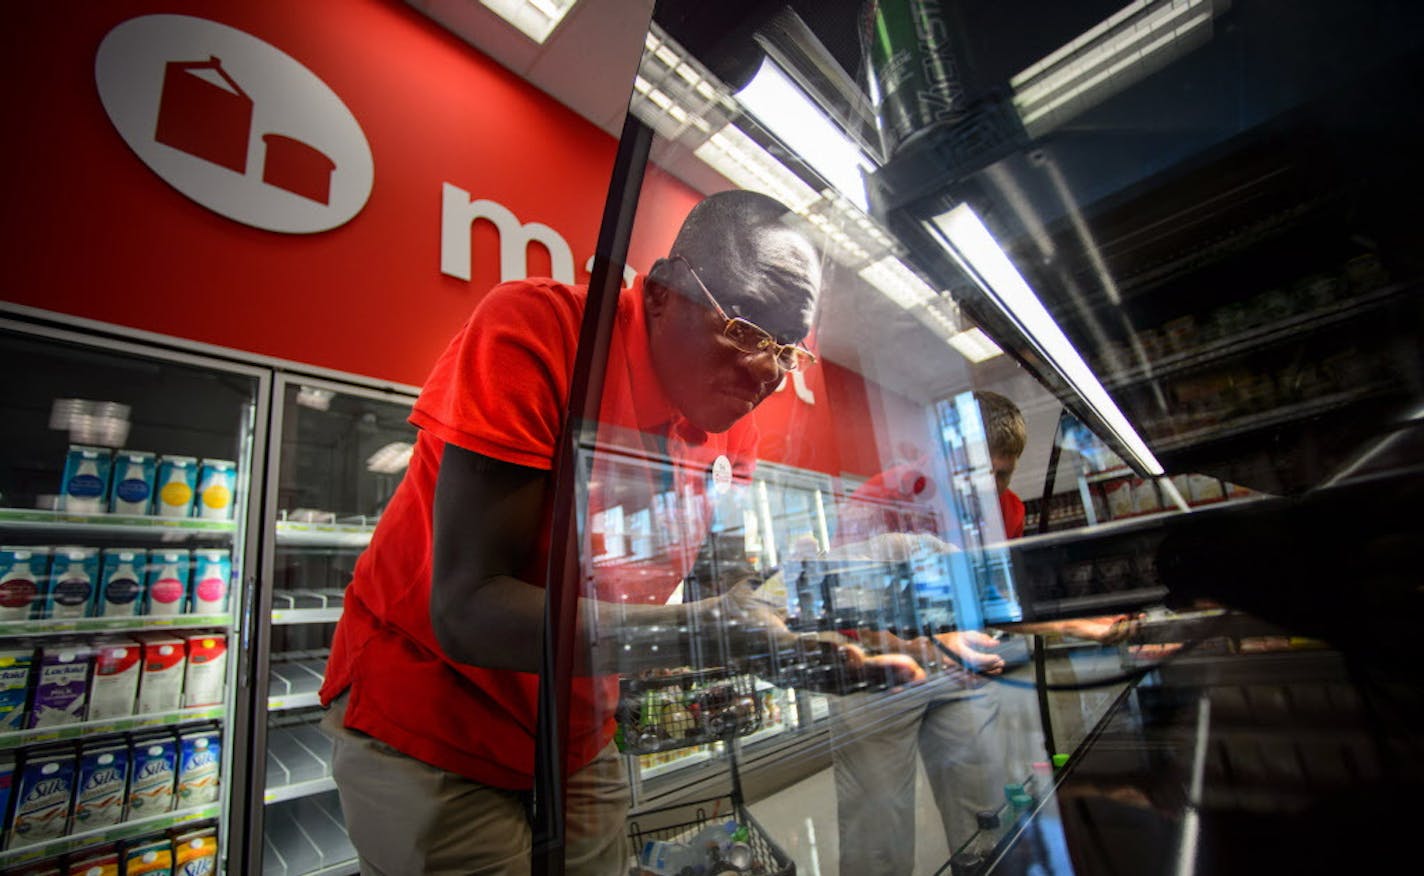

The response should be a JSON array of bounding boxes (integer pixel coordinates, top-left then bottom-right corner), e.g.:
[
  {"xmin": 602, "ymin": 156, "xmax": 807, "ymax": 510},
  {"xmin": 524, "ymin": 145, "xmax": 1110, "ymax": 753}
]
[{"xmin": 672, "ymin": 256, "xmax": 817, "ymax": 372}]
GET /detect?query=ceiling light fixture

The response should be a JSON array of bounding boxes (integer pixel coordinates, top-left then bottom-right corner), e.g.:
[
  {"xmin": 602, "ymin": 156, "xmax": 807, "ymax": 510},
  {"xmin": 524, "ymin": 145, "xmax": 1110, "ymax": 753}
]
[
  {"xmin": 366, "ymin": 441, "xmax": 414, "ymax": 475},
  {"xmin": 479, "ymin": 0, "xmax": 578, "ymax": 45},
  {"xmin": 927, "ymin": 204, "xmax": 1162, "ymax": 474},
  {"xmin": 947, "ymin": 328, "xmax": 1004, "ymax": 363}
]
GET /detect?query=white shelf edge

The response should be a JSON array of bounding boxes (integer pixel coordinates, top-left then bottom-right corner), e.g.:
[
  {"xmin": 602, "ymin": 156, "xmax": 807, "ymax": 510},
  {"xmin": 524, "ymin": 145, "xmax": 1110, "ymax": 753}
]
[
  {"xmin": 272, "ymin": 608, "xmax": 344, "ymax": 625},
  {"xmin": 1, "ymin": 705, "xmax": 225, "ymax": 750},
  {"xmin": 264, "ymin": 775, "xmax": 337, "ymax": 805},
  {"xmin": 268, "ymin": 691, "xmax": 323, "ymax": 712},
  {"xmin": 0, "ymin": 803, "xmax": 220, "ymax": 866},
  {"xmin": 0, "ymin": 614, "xmax": 233, "ymax": 638}
]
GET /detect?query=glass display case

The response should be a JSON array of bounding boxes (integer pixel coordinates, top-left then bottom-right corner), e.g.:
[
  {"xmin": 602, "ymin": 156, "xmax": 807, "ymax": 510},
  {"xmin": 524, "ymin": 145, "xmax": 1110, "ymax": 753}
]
[
  {"xmin": 247, "ymin": 376, "xmax": 417, "ymax": 876},
  {"xmin": 542, "ymin": 1, "xmax": 1423, "ymax": 874},
  {"xmin": 0, "ymin": 316, "xmax": 267, "ymax": 874}
]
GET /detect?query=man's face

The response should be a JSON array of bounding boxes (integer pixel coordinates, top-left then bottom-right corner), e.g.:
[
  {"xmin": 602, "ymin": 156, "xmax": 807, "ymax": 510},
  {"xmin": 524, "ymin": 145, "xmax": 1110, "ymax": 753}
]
[
  {"xmin": 648, "ymin": 226, "xmax": 820, "ymax": 434},
  {"xmin": 991, "ymin": 452, "xmax": 1019, "ymax": 495}
]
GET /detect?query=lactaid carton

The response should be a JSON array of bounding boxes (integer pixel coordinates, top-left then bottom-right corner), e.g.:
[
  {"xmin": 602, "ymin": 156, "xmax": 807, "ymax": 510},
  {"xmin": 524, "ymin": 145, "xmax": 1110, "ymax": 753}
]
[
  {"xmin": 0, "ymin": 546, "xmax": 49, "ymax": 622},
  {"xmin": 9, "ymin": 746, "xmax": 75, "ymax": 848},
  {"xmin": 61, "ymin": 445, "xmax": 112, "ymax": 515},
  {"xmin": 134, "ymin": 633, "xmax": 186, "ymax": 714},
  {"xmin": 64, "ymin": 846, "xmax": 120, "ymax": 876},
  {"xmin": 29, "ymin": 645, "xmax": 91, "ymax": 728},
  {"xmin": 124, "ymin": 836, "xmax": 174, "ymax": 875},
  {"xmin": 144, "ymin": 549, "xmax": 190, "ymax": 616},
  {"xmin": 96, "ymin": 548, "xmax": 145, "ymax": 618},
  {"xmin": 0, "ymin": 647, "xmax": 35, "ymax": 730},
  {"xmin": 194, "ymin": 459, "xmax": 236, "ymax": 521},
  {"xmin": 173, "ymin": 826, "xmax": 218, "ymax": 875},
  {"xmin": 108, "ymin": 450, "xmax": 157, "ymax": 515},
  {"xmin": 176, "ymin": 727, "xmax": 221, "ymax": 806},
  {"xmin": 126, "ymin": 732, "xmax": 177, "ymax": 817},
  {"xmin": 87, "ymin": 639, "xmax": 141, "ymax": 721},
  {"xmin": 189, "ymin": 549, "xmax": 231, "ymax": 615},
  {"xmin": 73, "ymin": 740, "xmax": 128, "ymax": 830},
  {"xmin": 45, "ymin": 547, "xmax": 99, "ymax": 620},
  {"xmin": 154, "ymin": 455, "xmax": 198, "ymax": 518},
  {"xmin": 182, "ymin": 634, "xmax": 226, "ymax": 708}
]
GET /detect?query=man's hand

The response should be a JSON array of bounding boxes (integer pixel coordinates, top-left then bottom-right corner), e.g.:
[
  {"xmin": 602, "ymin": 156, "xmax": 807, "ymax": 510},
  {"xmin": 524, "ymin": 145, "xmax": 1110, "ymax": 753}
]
[
  {"xmin": 837, "ymin": 641, "xmax": 926, "ymax": 688},
  {"xmin": 932, "ymin": 630, "xmax": 1006, "ymax": 674}
]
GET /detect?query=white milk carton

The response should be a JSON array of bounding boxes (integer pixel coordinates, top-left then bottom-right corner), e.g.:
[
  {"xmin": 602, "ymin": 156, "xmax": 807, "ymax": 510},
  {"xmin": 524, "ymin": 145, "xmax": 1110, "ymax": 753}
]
[
  {"xmin": 154, "ymin": 455, "xmax": 198, "ymax": 518},
  {"xmin": 134, "ymin": 633, "xmax": 186, "ymax": 714},
  {"xmin": 144, "ymin": 549, "xmax": 190, "ymax": 616},
  {"xmin": 72, "ymin": 740, "xmax": 129, "ymax": 830},
  {"xmin": 0, "ymin": 546, "xmax": 49, "ymax": 622},
  {"xmin": 182, "ymin": 633, "xmax": 227, "ymax": 708},
  {"xmin": 8, "ymin": 747, "xmax": 76, "ymax": 847},
  {"xmin": 96, "ymin": 548, "xmax": 145, "ymax": 618},
  {"xmin": 190, "ymin": 549, "xmax": 232, "ymax": 615},
  {"xmin": 60, "ymin": 445, "xmax": 112, "ymax": 515},
  {"xmin": 28, "ymin": 645, "xmax": 92, "ymax": 728},
  {"xmin": 45, "ymin": 546, "xmax": 100, "ymax": 620},
  {"xmin": 194, "ymin": 459, "xmax": 236, "ymax": 520},
  {"xmin": 109, "ymin": 450, "xmax": 158, "ymax": 515},
  {"xmin": 176, "ymin": 726, "xmax": 221, "ymax": 806},
  {"xmin": 87, "ymin": 639, "xmax": 141, "ymax": 721},
  {"xmin": 126, "ymin": 732, "xmax": 177, "ymax": 817}
]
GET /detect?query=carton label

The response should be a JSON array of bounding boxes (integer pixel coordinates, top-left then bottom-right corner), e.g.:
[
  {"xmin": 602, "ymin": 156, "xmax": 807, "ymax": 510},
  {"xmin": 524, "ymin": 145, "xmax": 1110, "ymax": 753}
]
[
  {"xmin": 175, "ymin": 834, "xmax": 217, "ymax": 875},
  {"xmin": 0, "ymin": 650, "xmax": 34, "ymax": 731},
  {"xmin": 88, "ymin": 643, "xmax": 141, "ymax": 721},
  {"xmin": 184, "ymin": 635, "xmax": 227, "ymax": 707},
  {"xmin": 177, "ymin": 731, "xmax": 221, "ymax": 806},
  {"xmin": 74, "ymin": 747, "xmax": 128, "ymax": 829},
  {"xmin": 137, "ymin": 639, "xmax": 185, "ymax": 714},
  {"xmin": 30, "ymin": 652, "xmax": 90, "ymax": 728},
  {"xmin": 11, "ymin": 756, "xmax": 76, "ymax": 845},
  {"xmin": 125, "ymin": 839, "xmax": 174, "ymax": 875},
  {"xmin": 127, "ymin": 741, "xmax": 176, "ymax": 816}
]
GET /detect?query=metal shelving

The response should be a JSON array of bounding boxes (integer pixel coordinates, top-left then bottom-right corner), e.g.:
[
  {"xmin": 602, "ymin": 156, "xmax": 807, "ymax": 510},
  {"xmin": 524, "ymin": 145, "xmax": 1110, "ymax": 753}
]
[{"xmin": 0, "ymin": 803, "xmax": 221, "ymax": 868}]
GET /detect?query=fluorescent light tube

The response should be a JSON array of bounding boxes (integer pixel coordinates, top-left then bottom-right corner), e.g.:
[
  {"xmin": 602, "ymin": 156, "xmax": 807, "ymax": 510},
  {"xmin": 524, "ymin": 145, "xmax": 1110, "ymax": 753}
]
[
  {"xmin": 480, "ymin": 0, "xmax": 577, "ymax": 45},
  {"xmin": 366, "ymin": 441, "xmax": 414, "ymax": 474},
  {"xmin": 858, "ymin": 256, "xmax": 938, "ymax": 310},
  {"xmin": 947, "ymin": 327, "xmax": 1003, "ymax": 363},
  {"xmin": 693, "ymin": 124, "xmax": 821, "ymax": 212},
  {"xmin": 928, "ymin": 205, "xmax": 1163, "ymax": 475},
  {"xmin": 735, "ymin": 57, "xmax": 874, "ymax": 212}
]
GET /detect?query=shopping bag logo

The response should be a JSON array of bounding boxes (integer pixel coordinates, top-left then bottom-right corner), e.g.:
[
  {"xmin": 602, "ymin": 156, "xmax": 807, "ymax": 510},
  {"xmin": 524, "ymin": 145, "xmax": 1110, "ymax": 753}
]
[{"xmin": 96, "ymin": 14, "xmax": 372, "ymax": 233}]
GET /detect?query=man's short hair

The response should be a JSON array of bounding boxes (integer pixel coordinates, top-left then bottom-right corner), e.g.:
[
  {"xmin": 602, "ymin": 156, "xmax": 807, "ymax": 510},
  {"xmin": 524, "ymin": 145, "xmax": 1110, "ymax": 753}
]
[
  {"xmin": 670, "ymin": 189, "xmax": 795, "ymax": 270},
  {"xmin": 974, "ymin": 390, "xmax": 1027, "ymax": 459}
]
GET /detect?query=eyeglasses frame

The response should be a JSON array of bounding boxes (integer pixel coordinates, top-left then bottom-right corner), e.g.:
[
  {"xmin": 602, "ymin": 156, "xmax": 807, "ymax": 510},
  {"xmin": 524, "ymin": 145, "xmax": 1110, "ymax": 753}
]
[{"xmin": 669, "ymin": 255, "xmax": 817, "ymax": 372}]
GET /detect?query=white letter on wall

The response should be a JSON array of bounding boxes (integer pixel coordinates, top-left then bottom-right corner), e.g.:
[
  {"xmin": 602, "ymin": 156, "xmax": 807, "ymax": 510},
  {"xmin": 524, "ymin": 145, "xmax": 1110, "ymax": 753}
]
[{"xmin": 440, "ymin": 182, "xmax": 575, "ymax": 283}]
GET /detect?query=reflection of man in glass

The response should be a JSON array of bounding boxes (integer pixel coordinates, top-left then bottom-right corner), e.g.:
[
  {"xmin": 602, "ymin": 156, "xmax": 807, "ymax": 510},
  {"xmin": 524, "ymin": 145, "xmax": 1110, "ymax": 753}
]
[{"xmin": 319, "ymin": 190, "xmax": 919, "ymax": 875}]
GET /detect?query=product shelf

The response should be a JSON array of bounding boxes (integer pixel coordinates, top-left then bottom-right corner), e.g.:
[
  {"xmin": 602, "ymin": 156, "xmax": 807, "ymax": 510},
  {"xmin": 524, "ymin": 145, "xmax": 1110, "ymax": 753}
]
[
  {"xmin": 271, "ymin": 608, "xmax": 344, "ymax": 626},
  {"xmin": 0, "ymin": 705, "xmax": 224, "ymax": 750},
  {"xmin": 274, "ymin": 520, "xmax": 374, "ymax": 548},
  {"xmin": 0, "ymin": 508, "xmax": 237, "ymax": 539},
  {"xmin": 0, "ymin": 614, "xmax": 233, "ymax": 638},
  {"xmin": 0, "ymin": 803, "xmax": 220, "ymax": 867},
  {"xmin": 264, "ymin": 793, "xmax": 356, "ymax": 876}
]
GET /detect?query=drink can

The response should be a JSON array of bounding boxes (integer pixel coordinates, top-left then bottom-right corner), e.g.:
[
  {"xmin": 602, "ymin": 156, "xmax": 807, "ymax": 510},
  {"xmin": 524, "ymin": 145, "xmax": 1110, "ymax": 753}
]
[
  {"xmin": 195, "ymin": 458, "xmax": 237, "ymax": 520},
  {"xmin": 108, "ymin": 450, "xmax": 157, "ymax": 515},
  {"xmin": 154, "ymin": 455, "xmax": 199, "ymax": 518},
  {"xmin": 97, "ymin": 548, "xmax": 146, "ymax": 618},
  {"xmin": 144, "ymin": 549, "xmax": 190, "ymax": 616},
  {"xmin": 190, "ymin": 549, "xmax": 232, "ymax": 614},
  {"xmin": 46, "ymin": 546, "xmax": 100, "ymax": 620},
  {"xmin": 861, "ymin": 0, "xmax": 974, "ymax": 158},
  {"xmin": 0, "ymin": 546, "xmax": 49, "ymax": 621},
  {"xmin": 61, "ymin": 445, "xmax": 112, "ymax": 515}
]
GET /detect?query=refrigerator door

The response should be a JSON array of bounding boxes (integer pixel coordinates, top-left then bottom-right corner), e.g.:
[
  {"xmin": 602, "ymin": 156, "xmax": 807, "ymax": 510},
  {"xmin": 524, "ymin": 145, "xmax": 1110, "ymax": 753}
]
[
  {"xmin": 247, "ymin": 375, "xmax": 416, "ymax": 876},
  {"xmin": 0, "ymin": 317, "xmax": 267, "ymax": 874}
]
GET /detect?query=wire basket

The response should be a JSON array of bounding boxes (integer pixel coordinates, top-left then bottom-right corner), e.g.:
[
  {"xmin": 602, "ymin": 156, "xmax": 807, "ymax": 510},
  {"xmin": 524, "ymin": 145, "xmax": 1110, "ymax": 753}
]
[
  {"xmin": 627, "ymin": 795, "xmax": 795, "ymax": 876},
  {"xmin": 618, "ymin": 669, "xmax": 764, "ymax": 754}
]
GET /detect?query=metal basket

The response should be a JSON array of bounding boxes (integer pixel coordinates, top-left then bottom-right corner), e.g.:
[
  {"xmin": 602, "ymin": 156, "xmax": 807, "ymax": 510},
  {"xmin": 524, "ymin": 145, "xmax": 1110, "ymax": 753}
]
[
  {"xmin": 617, "ymin": 669, "xmax": 764, "ymax": 754},
  {"xmin": 627, "ymin": 796, "xmax": 795, "ymax": 876}
]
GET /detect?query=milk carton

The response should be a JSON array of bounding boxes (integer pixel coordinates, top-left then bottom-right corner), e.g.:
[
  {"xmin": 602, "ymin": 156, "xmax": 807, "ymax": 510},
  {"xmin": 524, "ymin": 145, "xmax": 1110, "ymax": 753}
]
[
  {"xmin": 189, "ymin": 550, "xmax": 231, "ymax": 615},
  {"xmin": 8, "ymin": 747, "xmax": 75, "ymax": 847},
  {"xmin": 0, "ymin": 546, "xmax": 49, "ymax": 622},
  {"xmin": 65, "ymin": 846, "xmax": 120, "ymax": 876},
  {"xmin": 96, "ymin": 548, "xmax": 145, "ymax": 618},
  {"xmin": 126, "ymin": 732, "xmax": 177, "ymax": 817},
  {"xmin": 87, "ymin": 639, "xmax": 141, "ymax": 721},
  {"xmin": 154, "ymin": 455, "xmax": 199, "ymax": 518},
  {"xmin": 72, "ymin": 741, "xmax": 129, "ymax": 830},
  {"xmin": 108, "ymin": 450, "xmax": 157, "ymax": 515},
  {"xmin": 194, "ymin": 459, "xmax": 236, "ymax": 521},
  {"xmin": 144, "ymin": 549, "xmax": 190, "ymax": 616},
  {"xmin": 182, "ymin": 634, "xmax": 226, "ymax": 708},
  {"xmin": 176, "ymin": 727, "xmax": 221, "ymax": 806},
  {"xmin": 29, "ymin": 645, "xmax": 92, "ymax": 728},
  {"xmin": 124, "ymin": 837, "xmax": 174, "ymax": 875},
  {"xmin": 45, "ymin": 546, "xmax": 100, "ymax": 620},
  {"xmin": 60, "ymin": 445, "xmax": 112, "ymax": 515},
  {"xmin": 173, "ymin": 827, "xmax": 218, "ymax": 876},
  {"xmin": 0, "ymin": 647, "xmax": 35, "ymax": 730},
  {"xmin": 135, "ymin": 633, "xmax": 186, "ymax": 714},
  {"xmin": 0, "ymin": 753, "xmax": 14, "ymax": 847}
]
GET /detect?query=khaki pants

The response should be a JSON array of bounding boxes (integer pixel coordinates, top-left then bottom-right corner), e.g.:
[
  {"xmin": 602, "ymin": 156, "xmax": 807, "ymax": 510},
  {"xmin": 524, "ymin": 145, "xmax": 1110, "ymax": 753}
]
[{"xmin": 321, "ymin": 695, "xmax": 631, "ymax": 876}]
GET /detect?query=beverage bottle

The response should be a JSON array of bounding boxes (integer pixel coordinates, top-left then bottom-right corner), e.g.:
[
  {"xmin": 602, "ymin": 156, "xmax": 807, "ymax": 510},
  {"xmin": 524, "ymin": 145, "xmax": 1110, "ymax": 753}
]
[{"xmin": 948, "ymin": 810, "xmax": 1001, "ymax": 876}]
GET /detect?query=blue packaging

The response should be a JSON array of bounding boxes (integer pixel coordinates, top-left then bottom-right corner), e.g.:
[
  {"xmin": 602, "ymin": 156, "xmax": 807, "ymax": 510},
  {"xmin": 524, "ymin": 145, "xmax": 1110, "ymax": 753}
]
[
  {"xmin": 97, "ymin": 548, "xmax": 146, "ymax": 618},
  {"xmin": 0, "ymin": 753, "xmax": 13, "ymax": 848},
  {"xmin": 8, "ymin": 747, "xmax": 75, "ymax": 848},
  {"xmin": 73, "ymin": 740, "xmax": 129, "ymax": 830},
  {"xmin": 144, "ymin": 549, "xmax": 190, "ymax": 616},
  {"xmin": 109, "ymin": 450, "xmax": 158, "ymax": 516},
  {"xmin": 176, "ymin": 727, "xmax": 221, "ymax": 806},
  {"xmin": 0, "ymin": 647, "xmax": 35, "ymax": 731},
  {"xmin": 154, "ymin": 455, "xmax": 199, "ymax": 519},
  {"xmin": 189, "ymin": 550, "xmax": 231, "ymax": 615},
  {"xmin": 127, "ymin": 732, "xmax": 178, "ymax": 817},
  {"xmin": 194, "ymin": 459, "xmax": 236, "ymax": 521},
  {"xmin": 0, "ymin": 545, "xmax": 49, "ymax": 622},
  {"xmin": 45, "ymin": 546, "xmax": 100, "ymax": 620},
  {"xmin": 60, "ymin": 445, "xmax": 112, "ymax": 515}
]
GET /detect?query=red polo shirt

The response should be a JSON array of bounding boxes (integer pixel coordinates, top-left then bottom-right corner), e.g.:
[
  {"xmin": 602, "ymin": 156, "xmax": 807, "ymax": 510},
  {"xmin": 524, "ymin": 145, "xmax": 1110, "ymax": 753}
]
[{"xmin": 320, "ymin": 277, "xmax": 758, "ymax": 789}]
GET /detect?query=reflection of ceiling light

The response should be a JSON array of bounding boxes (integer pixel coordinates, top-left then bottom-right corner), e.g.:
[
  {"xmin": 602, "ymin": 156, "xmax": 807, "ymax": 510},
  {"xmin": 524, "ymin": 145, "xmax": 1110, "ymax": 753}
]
[
  {"xmin": 49, "ymin": 398, "xmax": 131, "ymax": 447},
  {"xmin": 1011, "ymin": 0, "xmax": 1221, "ymax": 133},
  {"xmin": 735, "ymin": 57, "xmax": 875, "ymax": 211},
  {"xmin": 858, "ymin": 256, "xmax": 938, "ymax": 310},
  {"xmin": 479, "ymin": 0, "xmax": 577, "ymax": 44},
  {"xmin": 926, "ymin": 204, "xmax": 1162, "ymax": 475},
  {"xmin": 366, "ymin": 442, "xmax": 414, "ymax": 474},
  {"xmin": 693, "ymin": 124, "xmax": 821, "ymax": 212},
  {"xmin": 947, "ymin": 328, "xmax": 1004, "ymax": 363},
  {"xmin": 295, "ymin": 386, "xmax": 335, "ymax": 411}
]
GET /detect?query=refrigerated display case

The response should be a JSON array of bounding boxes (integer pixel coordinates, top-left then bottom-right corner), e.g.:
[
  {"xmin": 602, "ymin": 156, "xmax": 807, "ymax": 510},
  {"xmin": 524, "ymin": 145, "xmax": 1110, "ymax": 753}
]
[
  {"xmin": 0, "ymin": 315, "xmax": 267, "ymax": 874},
  {"xmin": 545, "ymin": 1, "xmax": 1423, "ymax": 873},
  {"xmin": 247, "ymin": 376, "xmax": 417, "ymax": 876}
]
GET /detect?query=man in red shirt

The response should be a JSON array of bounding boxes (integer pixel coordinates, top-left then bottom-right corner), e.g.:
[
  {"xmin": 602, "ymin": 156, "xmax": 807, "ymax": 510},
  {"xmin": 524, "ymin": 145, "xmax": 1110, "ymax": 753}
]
[{"xmin": 319, "ymin": 190, "xmax": 919, "ymax": 875}]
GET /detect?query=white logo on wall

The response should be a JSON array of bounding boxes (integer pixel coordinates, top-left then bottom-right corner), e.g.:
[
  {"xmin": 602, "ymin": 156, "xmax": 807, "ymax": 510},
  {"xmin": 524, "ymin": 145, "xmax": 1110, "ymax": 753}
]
[{"xmin": 95, "ymin": 14, "xmax": 373, "ymax": 233}]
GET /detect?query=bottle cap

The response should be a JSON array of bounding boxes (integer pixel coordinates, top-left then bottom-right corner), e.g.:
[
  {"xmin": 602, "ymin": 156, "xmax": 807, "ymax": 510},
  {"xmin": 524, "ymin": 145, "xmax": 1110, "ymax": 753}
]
[
  {"xmin": 976, "ymin": 810, "xmax": 1000, "ymax": 830},
  {"xmin": 1052, "ymin": 753, "xmax": 1071, "ymax": 768}
]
